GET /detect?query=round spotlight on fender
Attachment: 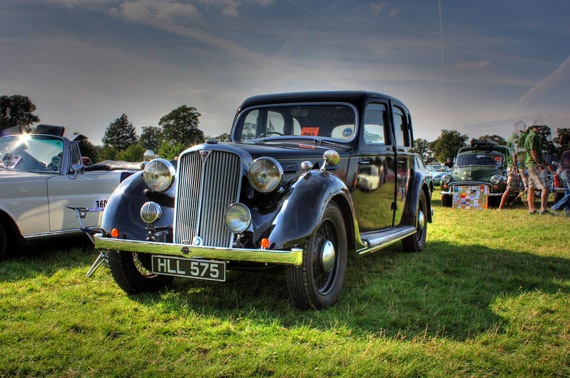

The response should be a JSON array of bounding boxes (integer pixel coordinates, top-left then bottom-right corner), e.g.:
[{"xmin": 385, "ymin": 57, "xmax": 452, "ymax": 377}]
[
  {"xmin": 140, "ymin": 201, "xmax": 162, "ymax": 224},
  {"xmin": 248, "ymin": 157, "xmax": 283, "ymax": 193},
  {"xmin": 224, "ymin": 203, "xmax": 251, "ymax": 233},
  {"xmin": 143, "ymin": 158, "xmax": 175, "ymax": 192}
]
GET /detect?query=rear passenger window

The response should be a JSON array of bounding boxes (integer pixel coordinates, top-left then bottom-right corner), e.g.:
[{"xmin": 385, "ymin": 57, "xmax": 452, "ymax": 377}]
[
  {"xmin": 393, "ymin": 106, "xmax": 411, "ymax": 147},
  {"xmin": 363, "ymin": 103, "xmax": 388, "ymax": 145}
]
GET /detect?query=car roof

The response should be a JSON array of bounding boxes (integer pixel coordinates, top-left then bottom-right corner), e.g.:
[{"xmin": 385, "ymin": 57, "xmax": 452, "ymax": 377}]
[{"xmin": 237, "ymin": 90, "xmax": 404, "ymax": 111}]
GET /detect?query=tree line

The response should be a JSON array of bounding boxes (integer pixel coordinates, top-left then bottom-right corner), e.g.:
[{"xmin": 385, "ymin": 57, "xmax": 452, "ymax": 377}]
[{"xmin": 2, "ymin": 95, "xmax": 568, "ymax": 164}]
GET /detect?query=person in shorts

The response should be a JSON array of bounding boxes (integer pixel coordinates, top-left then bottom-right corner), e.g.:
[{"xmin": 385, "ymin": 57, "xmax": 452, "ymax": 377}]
[
  {"xmin": 498, "ymin": 133, "xmax": 519, "ymax": 210},
  {"xmin": 524, "ymin": 124, "xmax": 553, "ymax": 214}
]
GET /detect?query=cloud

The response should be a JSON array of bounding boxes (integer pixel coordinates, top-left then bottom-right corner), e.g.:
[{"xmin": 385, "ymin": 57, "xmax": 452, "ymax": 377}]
[
  {"xmin": 370, "ymin": 2, "xmax": 400, "ymax": 17},
  {"xmin": 109, "ymin": 0, "xmax": 200, "ymax": 21},
  {"xmin": 515, "ymin": 55, "xmax": 570, "ymax": 107},
  {"xmin": 453, "ymin": 60, "xmax": 491, "ymax": 70}
]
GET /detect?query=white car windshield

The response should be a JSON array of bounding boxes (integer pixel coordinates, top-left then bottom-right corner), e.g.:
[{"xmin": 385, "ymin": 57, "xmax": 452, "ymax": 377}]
[
  {"xmin": 233, "ymin": 104, "xmax": 357, "ymax": 143},
  {"xmin": 0, "ymin": 135, "xmax": 65, "ymax": 173}
]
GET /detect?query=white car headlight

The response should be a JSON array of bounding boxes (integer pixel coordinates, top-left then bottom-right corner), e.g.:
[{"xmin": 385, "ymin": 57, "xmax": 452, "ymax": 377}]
[
  {"xmin": 225, "ymin": 203, "xmax": 251, "ymax": 233},
  {"xmin": 143, "ymin": 158, "xmax": 175, "ymax": 192},
  {"xmin": 442, "ymin": 174, "xmax": 452, "ymax": 184},
  {"xmin": 490, "ymin": 175, "xmax": 503, "ymax": 185},
  {"xmin": 248, "ymin": 157, "xmax": 283, "ymax": 193}
]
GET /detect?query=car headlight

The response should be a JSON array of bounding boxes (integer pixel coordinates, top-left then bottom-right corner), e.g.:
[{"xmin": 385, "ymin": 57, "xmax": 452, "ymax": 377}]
[
  {"xmin": 225, "ymin": 203, "xmax": 251, "ymax": 233},
  {"xmin": 143, "ymin": 158, "xmax": 175, "ymax": 192},
  {"xmin": 140, "ymin": 201, "xmax": 162, "ymax": 224},
  {"xmin": 442, "ymin": 174, "xmax": 452, "ymax": 184},
  {"xmin": 490, "ymin": 175, "xmax": 503, "ymax": 185},
  {"xmin": 248, "ymin": 157, "xmax": 283, "ymax": 193}
]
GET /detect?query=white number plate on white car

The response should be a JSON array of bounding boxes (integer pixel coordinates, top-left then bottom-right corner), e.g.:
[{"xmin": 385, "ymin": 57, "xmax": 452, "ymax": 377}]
[{"xmin": 151, "ymin": 256, "xmax": 226, "ymax": 282}]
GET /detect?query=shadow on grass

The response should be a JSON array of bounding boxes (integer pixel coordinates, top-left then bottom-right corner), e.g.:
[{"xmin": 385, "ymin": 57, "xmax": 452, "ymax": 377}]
[
  {"xmin": 128, "ymin": 240, "xmax": 569, "ymax": 341},
  {"xmin": 2, "ymin": 239, "xmax": 568, "ymax": 342}
]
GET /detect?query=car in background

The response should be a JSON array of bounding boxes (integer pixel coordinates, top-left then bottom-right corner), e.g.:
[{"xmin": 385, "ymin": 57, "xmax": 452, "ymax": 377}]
[
  {"xmin": 416, "ymin": 156, "xmax": 435, "ymax": 195},
  {"xmin": 94, "ymin": 90, "xmax": 433, "ymax": 310},
  {"xmin": 0, "ymin": 124, "xmax": 140, "ymax": 258},
  {"xmin": 440, "ymin": 139, "xmax": 516, "ymax": 208},
  {"xmin": 427, "ymin": 163, "xmax": 452, "ymax": 187}
]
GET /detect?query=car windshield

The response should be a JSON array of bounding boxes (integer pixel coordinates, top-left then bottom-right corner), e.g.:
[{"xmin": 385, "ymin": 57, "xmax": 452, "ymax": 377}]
[
  {"xmin": 0, "ymin": 135, "xmax": 65, "ymax": 173},
  {"xmin": 457, "ymin": 153, "xmax": 503, "ymax": 168},
  {"xmin": 233, "ymin": 104, "xmax": 357, "ymax": 143}
]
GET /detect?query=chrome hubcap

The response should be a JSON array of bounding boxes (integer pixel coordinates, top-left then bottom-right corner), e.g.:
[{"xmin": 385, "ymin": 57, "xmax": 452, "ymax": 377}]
[
  {"xmin": 320, "ymin": 240, "xmax": 336, "ymax": 273},
  {"xmin": 418, "ymin": 210, "xmax": 425, "ymax": 231}
]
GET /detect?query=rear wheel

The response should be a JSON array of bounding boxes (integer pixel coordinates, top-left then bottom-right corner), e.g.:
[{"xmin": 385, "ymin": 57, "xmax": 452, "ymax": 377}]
[
  {"xmin": 403, "ymin": 190, "xmax": 428, "ymax": 252},
  {"xmin": 0, "ymin": 223, "xmax": 6, "ymax": 259},
  {"xmin": 108, "ymin": 251, "xmax": 174, "ymax": 294},
  {"xmin": 286, "ymin": 202, "xmax": 347, "ymax": 310}
]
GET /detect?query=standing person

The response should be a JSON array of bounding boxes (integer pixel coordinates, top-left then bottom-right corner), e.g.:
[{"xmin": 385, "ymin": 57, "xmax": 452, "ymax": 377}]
[
  {"xmin": 524, "ymin": 123, "xmax": 553, "ymax": 214},
  {"xmin": 552, "ymin": 149, "xmax": 570, "ymax": 216},
  {"xmin": 444, "ymin": 158, "xmax": 453, "ymax": 168},
  {"xmin": 498, "ymin": 133, "xmax": 519, "ymax": 210},
  {"xmin": 515, "ymin": 121, "xmax": 529, "ymax": 195}
]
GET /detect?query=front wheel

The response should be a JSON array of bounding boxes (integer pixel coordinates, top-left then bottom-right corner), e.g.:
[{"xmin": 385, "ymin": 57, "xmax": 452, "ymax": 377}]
[
  {"xmin": 441, "ymin": 194, "xmax": 452, "ymax": 207},
  {"xmin": 108, "ymin": 251, "xmax": 174, "ymax": 294},
  {"xmin": 402, "ymin": 190, "xmax": 428, "ymax": 252},
  {"xmin": 286, "ymin": 202, "xmax": 347, "ymax": 310}
]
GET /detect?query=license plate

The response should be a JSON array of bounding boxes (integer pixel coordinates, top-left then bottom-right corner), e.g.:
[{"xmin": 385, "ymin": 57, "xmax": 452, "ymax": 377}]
[{"xmin": 151, "ymin": 256, "xmax": 226, "ymax": 282}]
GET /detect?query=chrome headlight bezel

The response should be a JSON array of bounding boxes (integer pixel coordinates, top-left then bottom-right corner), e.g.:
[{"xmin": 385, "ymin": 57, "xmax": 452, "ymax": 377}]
[
  {"xmin": 143, "ymin": 158, "xmax": 175, "ymax": 192},
  {"xmin": 248, "ymin": 157, "xmax": 283, "ymax": 193},
  {"xmin": 442, "ymin": 174, "xmax": 452, "ymax": 184},
  {"xmin": 140, "ymin": 201, "xmax": 162, "ymax": 224},
  {"xmin": 224, "ymin": 203, "xmax": 252, "ymax": 233}
]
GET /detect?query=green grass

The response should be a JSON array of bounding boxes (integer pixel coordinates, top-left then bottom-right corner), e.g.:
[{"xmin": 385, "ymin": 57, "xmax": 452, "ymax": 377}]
[{"xmin": 1, "ymin": 201, "xmax": 569, "ymax": 377}]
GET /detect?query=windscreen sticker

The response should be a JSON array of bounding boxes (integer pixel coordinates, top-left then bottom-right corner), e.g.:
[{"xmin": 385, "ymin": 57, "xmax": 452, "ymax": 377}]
[{"xmin": 301, "ymin": 127, "xmax": 319, "ymax": 136}]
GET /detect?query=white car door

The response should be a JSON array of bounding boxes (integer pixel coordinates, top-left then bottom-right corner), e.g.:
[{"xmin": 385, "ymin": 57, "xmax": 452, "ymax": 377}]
[{"xmin": 46, "ymin": 171, "xmax": 123, "ymax": 232}]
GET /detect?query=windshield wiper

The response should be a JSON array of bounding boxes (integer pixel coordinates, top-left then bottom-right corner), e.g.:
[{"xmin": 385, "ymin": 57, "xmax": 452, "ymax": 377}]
[{"xmin": 310, "ymin": 137, "xmax": 352, "ymax": 151}]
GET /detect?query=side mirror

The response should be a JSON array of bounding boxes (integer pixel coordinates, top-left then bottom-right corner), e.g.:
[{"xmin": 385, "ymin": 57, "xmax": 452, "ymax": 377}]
[{"xmin": 321, "ymin": 150, "xmax": 340, "ymax": 172}]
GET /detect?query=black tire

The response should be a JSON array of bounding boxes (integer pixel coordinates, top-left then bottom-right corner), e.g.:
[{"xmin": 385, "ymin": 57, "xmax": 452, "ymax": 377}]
[
  {"xmin": 108, "ymin": 251, "xmax": 174, "ymax": 294},
  {"xmin": 402, "ymin": 190, "xmax": 428, "ymax": 252},
  {"xmin": 441, "ymin": 194, "xmax": 452, "ymax": 207},
  {"xmin": 286, "ymin": 202, "xmax": 347, "ymax": 310},
  {"xmin": 0, "ymin": 223, "xmax": 6, "ymax": 259}
]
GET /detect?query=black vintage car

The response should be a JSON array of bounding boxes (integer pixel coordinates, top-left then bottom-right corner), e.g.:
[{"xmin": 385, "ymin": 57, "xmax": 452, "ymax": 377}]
[{"xmin": 94, "ymin": 91, "xmax": 433, "ymax": 310}]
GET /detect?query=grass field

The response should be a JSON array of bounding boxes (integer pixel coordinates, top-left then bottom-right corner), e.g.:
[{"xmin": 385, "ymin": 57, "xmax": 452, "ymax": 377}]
[{"xmin": 1, "ymin": 200, "xmax": 569, "ymax": 377}]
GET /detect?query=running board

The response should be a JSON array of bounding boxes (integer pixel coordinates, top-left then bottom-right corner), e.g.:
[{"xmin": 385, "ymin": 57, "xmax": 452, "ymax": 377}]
[{"xmin": 357, "ymin": 226, "xmax": 416, "ymax": 256}]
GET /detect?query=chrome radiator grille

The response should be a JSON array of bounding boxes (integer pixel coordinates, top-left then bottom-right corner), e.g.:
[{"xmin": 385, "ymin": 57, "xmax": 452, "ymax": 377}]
[{"xmin": 174, "ymin": 150, "xmax": 242, "ymax": 247}]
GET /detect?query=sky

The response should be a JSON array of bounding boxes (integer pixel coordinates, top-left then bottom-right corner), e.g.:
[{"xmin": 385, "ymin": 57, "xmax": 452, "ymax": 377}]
[{"xmin": 1, "ymin": 0, "xmax": 569, "ymax": 146}]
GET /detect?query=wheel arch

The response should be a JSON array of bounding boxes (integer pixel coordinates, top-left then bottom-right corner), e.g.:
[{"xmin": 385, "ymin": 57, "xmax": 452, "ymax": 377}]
[
  {"xmin": 0, "ymin": 209, "xmax": 24, "ymax": 255},
  {"xmin": 268, "ymin": 171, "xmax": 356, "ymax": 251}
]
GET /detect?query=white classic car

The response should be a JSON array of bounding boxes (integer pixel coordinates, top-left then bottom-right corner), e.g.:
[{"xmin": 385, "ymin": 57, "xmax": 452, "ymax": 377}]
[{"xmin": 0, "ymin": 124, "xmax": 140, "ymax": 257}]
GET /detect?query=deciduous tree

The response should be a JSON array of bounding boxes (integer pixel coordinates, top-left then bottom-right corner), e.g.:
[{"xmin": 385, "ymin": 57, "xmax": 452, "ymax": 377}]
[
  {"xmin": 429, "ymin": 129, "xmax": 469, "ymax": 163},
  {"xmin": 0, "ymin": 95, "xmax": 40, "ymax": 132},
  {"xmin": 160, "ymin": 106, "xmax": 204, "ymax": 148}
]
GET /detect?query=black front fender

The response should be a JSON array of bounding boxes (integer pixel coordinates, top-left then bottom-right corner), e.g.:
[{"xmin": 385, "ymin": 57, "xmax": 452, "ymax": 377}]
[
  {"xmin": 101, "ymin": 172, "xmax": 174, "ymax": 241},
  {"xmin": 267, "ymin": 170, "xmax": 355, "ymax": 250}
]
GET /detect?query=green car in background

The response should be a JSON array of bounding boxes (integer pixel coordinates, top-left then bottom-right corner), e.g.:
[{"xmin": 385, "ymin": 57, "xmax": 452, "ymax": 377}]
[{"xmin": 440, "ymin": 139, "xmax": 518, "ymax": 208}]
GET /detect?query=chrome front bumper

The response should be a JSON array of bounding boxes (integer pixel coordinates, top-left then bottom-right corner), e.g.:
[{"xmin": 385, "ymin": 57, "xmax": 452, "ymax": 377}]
[
  {"xmin": 93, "ymin": 234, "xmax": 303, "ymax": 266},
  {"xmin": 440, "ymin": 182, "xmax": 502, "ymax": 197}
]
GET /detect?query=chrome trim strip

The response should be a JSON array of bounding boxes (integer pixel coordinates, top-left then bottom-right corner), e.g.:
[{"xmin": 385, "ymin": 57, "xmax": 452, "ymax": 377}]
[
  {"xmin": 94, "ymin": 234, "xmax": 303, "ymax": 266},
  {"xmin": 24, "ymin": 229, "xmax": 85, "ymax": 239}
]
